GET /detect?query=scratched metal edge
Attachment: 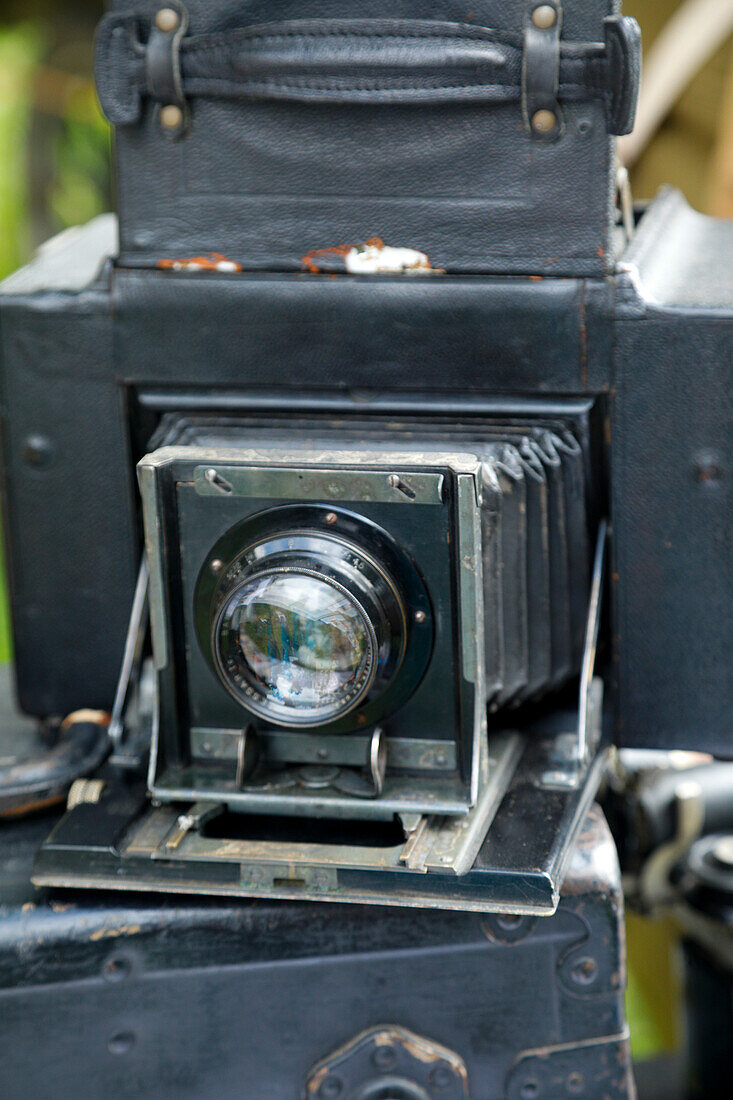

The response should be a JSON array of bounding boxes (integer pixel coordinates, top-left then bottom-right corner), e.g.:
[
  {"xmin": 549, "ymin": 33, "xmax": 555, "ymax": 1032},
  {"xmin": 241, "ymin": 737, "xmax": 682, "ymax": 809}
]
[{"xmin": 30, "ymin": 867, "xmax": 557, "ymax": 916}]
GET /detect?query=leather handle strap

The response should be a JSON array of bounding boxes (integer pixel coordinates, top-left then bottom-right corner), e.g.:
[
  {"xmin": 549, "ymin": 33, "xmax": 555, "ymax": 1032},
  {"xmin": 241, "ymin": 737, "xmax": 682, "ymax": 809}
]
[{"xmin": 95, "ymin": 13, "xmax": 640, "ymax": 136}]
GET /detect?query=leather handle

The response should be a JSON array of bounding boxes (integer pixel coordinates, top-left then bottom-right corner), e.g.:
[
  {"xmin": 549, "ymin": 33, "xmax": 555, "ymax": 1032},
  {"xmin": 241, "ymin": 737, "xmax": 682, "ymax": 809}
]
[{"xmin": 95, "ymin": 13, "xmax": 640, "ymax": 135}]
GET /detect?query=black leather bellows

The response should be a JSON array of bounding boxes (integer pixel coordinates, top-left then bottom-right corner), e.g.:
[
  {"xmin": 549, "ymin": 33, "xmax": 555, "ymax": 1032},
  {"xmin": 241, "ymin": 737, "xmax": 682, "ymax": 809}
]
[{"xmin": 95, "ymin": 1, "xmax": 640, "ymax": 275}]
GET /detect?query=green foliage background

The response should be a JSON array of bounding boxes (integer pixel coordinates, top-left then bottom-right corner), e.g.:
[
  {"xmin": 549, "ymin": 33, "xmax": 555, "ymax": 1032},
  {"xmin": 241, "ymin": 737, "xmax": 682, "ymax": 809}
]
[{"xmin": 0, "ymin": 6, "xmax": 110, "ymax": 662}]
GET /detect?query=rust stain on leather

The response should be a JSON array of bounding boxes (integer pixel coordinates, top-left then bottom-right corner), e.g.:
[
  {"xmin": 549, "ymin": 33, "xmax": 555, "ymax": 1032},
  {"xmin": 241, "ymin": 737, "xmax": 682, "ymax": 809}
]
[{"xmin": 157, "ymin": 253, "xmax": 242, "ymax": 273}]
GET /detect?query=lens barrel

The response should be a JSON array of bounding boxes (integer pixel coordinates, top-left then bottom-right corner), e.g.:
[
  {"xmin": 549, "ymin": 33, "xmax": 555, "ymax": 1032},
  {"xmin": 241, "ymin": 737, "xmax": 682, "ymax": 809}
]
[{"xmin": 211, "ymin": 530, "xmax": 407, "ymax": 727}]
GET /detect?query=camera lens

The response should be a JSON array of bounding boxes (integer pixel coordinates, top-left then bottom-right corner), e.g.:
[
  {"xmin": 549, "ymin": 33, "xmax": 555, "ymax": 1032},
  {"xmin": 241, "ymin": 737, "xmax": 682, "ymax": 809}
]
[
  {"xmin": 226, "ymin": 570, "xmax": 376, "ymax": 722},
  {"xmin": 198, "ymin": 507, "xmax": 433, "ymax": 731}
]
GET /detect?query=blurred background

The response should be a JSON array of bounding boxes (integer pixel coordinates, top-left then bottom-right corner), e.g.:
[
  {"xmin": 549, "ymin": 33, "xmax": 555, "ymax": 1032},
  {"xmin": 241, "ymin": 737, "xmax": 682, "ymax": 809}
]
[{"xmin": 0, "ymin": 1, "xmax": 730, "ymax": 1095}]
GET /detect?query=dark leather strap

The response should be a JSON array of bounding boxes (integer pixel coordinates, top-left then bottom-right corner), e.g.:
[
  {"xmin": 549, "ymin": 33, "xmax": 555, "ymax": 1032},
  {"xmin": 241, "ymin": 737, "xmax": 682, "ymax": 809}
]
[
  {"xmin": 146, "ymin": 0, "xmax": 189, "ymax": 136},
  {"xmin": 522, "ymin": 2, "xmax": 564, "ymax": 140},
  {"xmin": 95, "ymin": 13, "xmax": 640, "ymax": 136}
]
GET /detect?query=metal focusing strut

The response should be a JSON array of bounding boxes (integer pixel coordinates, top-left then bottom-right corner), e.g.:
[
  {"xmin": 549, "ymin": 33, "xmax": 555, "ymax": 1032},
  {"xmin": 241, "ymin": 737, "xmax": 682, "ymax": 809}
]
[
  {"xmin": 578, "ymin": 518, "xmax": 607, "ymax": 763},
  {"xmin": 542, "ymin": 518, "xmax": 607, "ymax": 788},
  {"xmin": 109, "ymin": 557, "xmax": 150, "ymax": 751}
]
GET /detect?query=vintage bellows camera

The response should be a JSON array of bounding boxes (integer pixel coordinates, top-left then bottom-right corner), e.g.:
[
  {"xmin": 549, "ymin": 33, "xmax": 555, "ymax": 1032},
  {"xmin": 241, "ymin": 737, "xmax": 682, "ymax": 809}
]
[
  {"xmin": 141, "ymin": 414, "xmax": 592, "ymax": 822},
  {"xmin": 1, "ymin": 0, "xmax": 730, "ymax": 914}
]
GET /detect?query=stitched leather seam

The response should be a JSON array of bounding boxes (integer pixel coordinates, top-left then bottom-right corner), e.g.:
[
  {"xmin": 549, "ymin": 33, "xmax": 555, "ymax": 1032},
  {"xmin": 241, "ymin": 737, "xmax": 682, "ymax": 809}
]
[
  {"xmin": 185, "ymin": 79, "xmax": 520, "ymax": 93},
  {"xmin": 182, "ymin": 29, "xmax": 521, "ymax": 49}
]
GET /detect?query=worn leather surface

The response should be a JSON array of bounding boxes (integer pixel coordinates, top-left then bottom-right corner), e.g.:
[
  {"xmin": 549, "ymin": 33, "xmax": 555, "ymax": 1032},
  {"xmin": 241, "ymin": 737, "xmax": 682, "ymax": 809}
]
[
  {"xmin": 98, "ymin": 0, "xmax": 636, "ymax": 276},
  {"xmin": 0, "ymin": 192, "xmax": 729, "ymax": 752},
  {"xmin": 612, "ymin": 190, "xmax": 733, "ymax": 752}
]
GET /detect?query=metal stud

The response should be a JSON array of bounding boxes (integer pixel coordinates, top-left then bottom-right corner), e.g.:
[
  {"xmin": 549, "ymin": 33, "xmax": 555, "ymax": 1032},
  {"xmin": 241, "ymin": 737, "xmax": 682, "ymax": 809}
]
[
  {"xmin": 155, "ymin": 7, "xmax": 180, "ymax": 33},
  {"xmin": 160, "ymin": 104, "xmax": 184, "ymax": 130},
  {"xmin": 532, "ymin": 4, "xmax": 557, "ymax": 30},
  {"xmin": 531, "ymin": 108, "xmax": 558, "ymax": 134}
]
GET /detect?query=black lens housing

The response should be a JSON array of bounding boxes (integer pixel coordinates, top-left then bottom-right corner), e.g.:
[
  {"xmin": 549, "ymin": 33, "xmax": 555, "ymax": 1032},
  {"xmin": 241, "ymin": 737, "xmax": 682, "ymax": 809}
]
[{"xmin": 195, "ymin": 505, "xmax": 433, "ymax": 732}]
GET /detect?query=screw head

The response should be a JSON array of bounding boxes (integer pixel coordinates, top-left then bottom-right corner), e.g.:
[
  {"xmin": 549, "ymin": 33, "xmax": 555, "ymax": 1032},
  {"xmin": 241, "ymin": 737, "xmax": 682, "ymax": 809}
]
[
  {"xmin": 160, "ymin": 103, "xmax": 184, "ymax": 130},
  {"xmin": 108, "ymin": 1031, "xmax": 136, "ymax": 1056},
  {"xmin": 325, "ymin": 512, "xmax": 338, "ymax": 525},
  {"xmin": 23, "ymin": 434, "xmax": 53, "ymax": 468},
  {"xmin": 497, "ymin": 913, "xmax": 523, "ymax": 931},
  {"xmin": 429, "ymin": 1063, "xmax": 454, "ymax": 1088},
  {"xmin": 155, "ymin": 7, "xmax": 180, "ymax": 33},
  {"xmin": 318, "ymin": 1076, "xmax": 343, "ymax": 1099},
  {"xmin": 103, "ymin": 956, "xmax": 132, "ymax": 983},
  {"xmin": 210, "ymin": 559, "xmax": 224, "ymax": 574},
  {"xmin": 371, "ymin": 1044, "xmax": 397, "ymax": 1069},
  {"xmin": 414, "ymin": 609, "xmax": 427, "ymax": 623},
  {"xmin": 531, "ymin": 109, "xmax": 558, "ymax": 134},
  {"xmin": 532, "ymin": 5, "xmax": 557, "ymax": 30},
  {"xmin": 693, "ymin": 452, "xmax": 722, "ymax": 483},
  {"xmin": 570, "ymin": 956, "xmax": 598, "ymax": 986}
]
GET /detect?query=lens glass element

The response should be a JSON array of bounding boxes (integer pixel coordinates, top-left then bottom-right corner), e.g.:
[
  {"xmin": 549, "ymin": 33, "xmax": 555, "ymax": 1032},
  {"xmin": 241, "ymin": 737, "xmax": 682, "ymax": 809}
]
[{"xmin": 228, "ymin": 571, "xmax": 374, "ymax": 720}]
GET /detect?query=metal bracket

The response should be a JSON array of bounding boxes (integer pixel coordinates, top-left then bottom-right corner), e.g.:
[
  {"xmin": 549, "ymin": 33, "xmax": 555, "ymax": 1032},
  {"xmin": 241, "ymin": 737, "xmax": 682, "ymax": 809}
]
[
  {"xmin": 235, "ymin": 726, "xmax": 260, "ymax": 787},
  {"xmin": 163, "ymin": 800, "xmax": 222, "ymax": 850},
  {"xmin": 235, "ymin": 727, "xmax": 389, "ymax": 801},
  {"xmin": 399, "ymin": 732, "xmax": 523, "ymax": 875},
  {"xmin": 522, "ymin": 2, "xmax": 564, "ymax": 140},
  {"xmin": 329, "ymin": 726, "xmax": 388, "ymax": 799},
  {"xmin": 146, "ymin": 730, "xmax": 522, "ymax": 881},
  {"xmin": 304, "ymin": 1026, "xmax": 469, "ymax": 1100}
]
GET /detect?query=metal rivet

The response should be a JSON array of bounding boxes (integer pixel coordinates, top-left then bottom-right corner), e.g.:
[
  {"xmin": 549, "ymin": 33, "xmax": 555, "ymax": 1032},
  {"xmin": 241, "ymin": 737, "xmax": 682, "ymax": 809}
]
[
  {"xmin": 160, "ymin": 104, "xmax": 184, "ymax": 130},
  {"xmin": 694, "ymin": 454, "xmax": 721, "ymax": 483},
  {"xmin": 103, "ymin": 956, "xmax": 132, "ymax": 983},
  {"xmin": 23, "ymin": 433, "xmax": 53, "ymax": 468},
  {"xmin": 414, "ymin": 610, "xmax": 426, "ymax": 623},
  {"xmin": 372, "ymin": 1045, "xmax": 397, "ymax": 1069},
  {"xmin": 108, "ymin": 1031, "xmax": 136, "ymax": 1055},
  {"xmin": 155, "ymin": 8, "xmax": 180, "ymax": 33},
  {"xmin": 570, "ymin": 956, "xmax": 598, "ymax": 986},
  {"xmin": 318, "ymin": 1077, "xmax": 343, "ymax": 1099},
  {"xmin": 567, "ymin": 1071, "xmax": 584, "ymax": 1094},
  {"xmin": 532, "ymin": 5, "xmax": 557, "ymax": 29},
  {"xmin": 210, "ymin": 559, "xmax": 223, "ymax": 574},
  {"xmin": 429, "ymin": 1063, "xmax": 454, "ymax": 1089},
  {"xmin": 325, "ymin": 512, "xmax": 338, "ymax": 525},
  {"xmin": 532, "ymin": 109, "xmax": 558, "ymax": 134}
]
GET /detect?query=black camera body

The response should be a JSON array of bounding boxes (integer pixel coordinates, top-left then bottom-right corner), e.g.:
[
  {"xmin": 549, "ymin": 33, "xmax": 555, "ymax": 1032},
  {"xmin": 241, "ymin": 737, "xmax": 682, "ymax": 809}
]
[
  {"xmin": 1, "ymin": 0, "xmax": 731, "ymax": 912},
  {"xmin": 2, "ymin": 191, "xmax": 729, "ymax": 761}
]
